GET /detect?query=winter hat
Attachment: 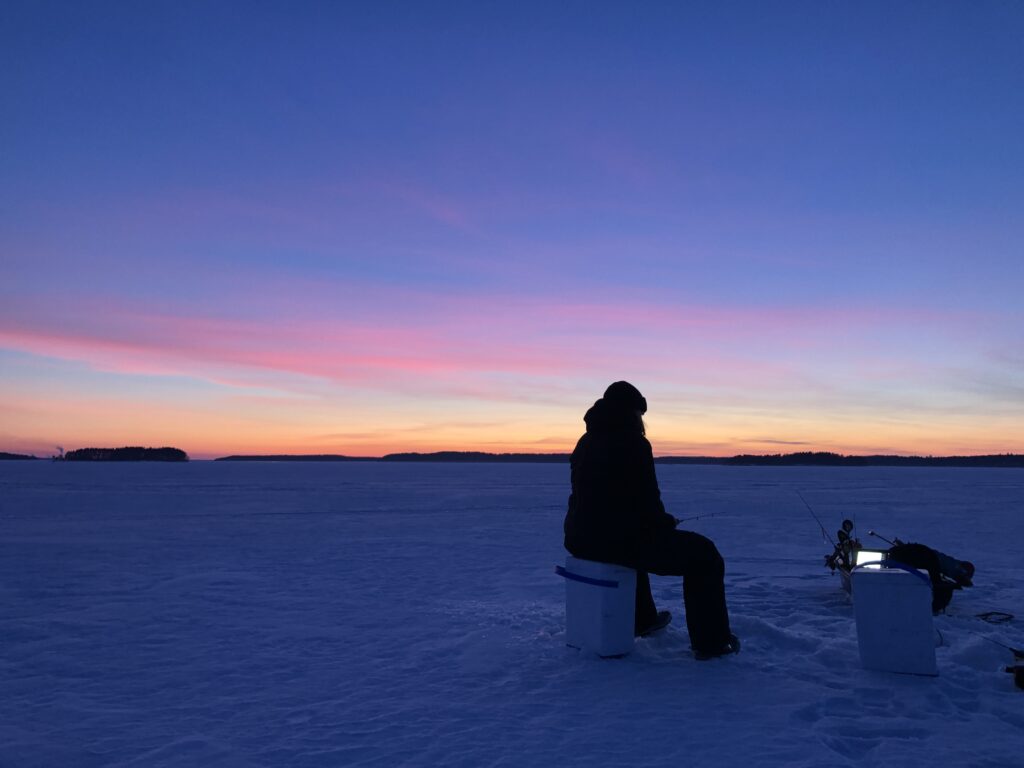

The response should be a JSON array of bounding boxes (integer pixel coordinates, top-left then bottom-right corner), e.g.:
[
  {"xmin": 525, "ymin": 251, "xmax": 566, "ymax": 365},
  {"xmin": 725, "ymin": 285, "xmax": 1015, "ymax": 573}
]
[{"xmin": 603, "ymin": 381, "xmax": 647, "ymax": 414}]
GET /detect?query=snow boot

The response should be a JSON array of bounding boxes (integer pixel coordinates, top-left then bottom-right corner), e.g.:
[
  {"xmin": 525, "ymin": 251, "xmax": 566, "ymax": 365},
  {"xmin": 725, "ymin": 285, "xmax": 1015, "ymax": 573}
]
[
  {"xmin": 636, "ymin": 610, "xmax": 672, "ymax": 637},
  {"xmin": 694, "ymin": 633, "xmax": 741, "ymax": 661}
]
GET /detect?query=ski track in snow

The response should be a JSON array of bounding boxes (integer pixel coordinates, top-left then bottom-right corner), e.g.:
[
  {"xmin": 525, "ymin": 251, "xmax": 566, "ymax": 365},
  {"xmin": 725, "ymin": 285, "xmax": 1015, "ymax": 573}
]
[{"xmin": 1, "ymin": 462, "xmax": 1022, "ymax": 767}]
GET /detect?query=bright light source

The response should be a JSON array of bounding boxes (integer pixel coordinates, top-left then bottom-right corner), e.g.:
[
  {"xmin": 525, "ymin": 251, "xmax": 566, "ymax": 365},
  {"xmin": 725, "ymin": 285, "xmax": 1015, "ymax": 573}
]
[{"xmin": 855, "ymin": 550, "xmax": 887, "ymax": 569}]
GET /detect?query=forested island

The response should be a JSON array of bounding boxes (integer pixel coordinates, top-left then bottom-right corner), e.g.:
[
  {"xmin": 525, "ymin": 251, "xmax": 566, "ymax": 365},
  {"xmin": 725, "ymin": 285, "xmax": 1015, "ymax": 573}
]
[
  {"xmin": 0, "ymin": 452, "xmax": 38, "ymax": 460},
  {"xmin": 60, "ymin": 447, "xmax": 189, "ymax": 462},
  {"xmin": 215, "ymin": 451, "xmax": 1024, "ymax": 467}
]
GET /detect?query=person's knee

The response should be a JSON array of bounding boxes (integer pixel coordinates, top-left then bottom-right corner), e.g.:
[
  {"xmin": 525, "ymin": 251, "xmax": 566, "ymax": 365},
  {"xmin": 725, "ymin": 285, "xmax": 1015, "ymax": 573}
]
[
  {"xmin": 704, "ymin": 540, "xmax": 725, "ymax": 580},
  {"xmin": 681, "ymin": 531, "xmax": 724, "ymax": 579}
]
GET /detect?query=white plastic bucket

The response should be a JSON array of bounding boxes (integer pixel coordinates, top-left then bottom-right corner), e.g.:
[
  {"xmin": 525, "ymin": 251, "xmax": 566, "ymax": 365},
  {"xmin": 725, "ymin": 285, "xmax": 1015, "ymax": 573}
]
[
  {"xmin": 557, "ymin": 556, "xmax": 636, "ymax": 658},
  {"xmin": 851, "ymin": 563, "xmax": 937, "ymax": 676}
]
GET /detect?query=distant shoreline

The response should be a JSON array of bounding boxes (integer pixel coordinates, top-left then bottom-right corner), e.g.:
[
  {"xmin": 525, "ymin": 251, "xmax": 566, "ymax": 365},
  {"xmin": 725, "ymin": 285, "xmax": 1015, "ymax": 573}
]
[
  {"xmin": 213, "ymin": 451, "xmax": 1024, "ymax": 468},
  {"xmin": 4, "ymin": 450, "xmax": 1022, "ymax": 467},
  {"xmin": 1, "ymin": 447, "xmax": 189, "ymax": 462}
]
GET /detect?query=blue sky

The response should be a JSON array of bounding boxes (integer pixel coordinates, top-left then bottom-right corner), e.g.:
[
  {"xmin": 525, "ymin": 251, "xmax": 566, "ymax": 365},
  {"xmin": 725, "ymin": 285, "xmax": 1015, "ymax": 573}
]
[{"xmin": 2, "ymin": 1, "xmax": 1023, "ymax": 457}]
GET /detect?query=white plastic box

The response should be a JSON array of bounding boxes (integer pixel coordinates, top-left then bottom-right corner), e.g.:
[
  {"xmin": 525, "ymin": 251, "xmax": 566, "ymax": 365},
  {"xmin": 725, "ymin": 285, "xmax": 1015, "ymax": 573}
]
[
  {"xmin": 559, "ymin": 556, "xmax": 636, "ymax": 658},
  {"xmin": 851, "ymin": 565, "xmax": 937, "ymax": 676}
]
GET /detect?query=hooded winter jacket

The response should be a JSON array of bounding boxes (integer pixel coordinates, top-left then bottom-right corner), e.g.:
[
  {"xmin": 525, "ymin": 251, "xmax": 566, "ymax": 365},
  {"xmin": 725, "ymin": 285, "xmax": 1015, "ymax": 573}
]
[{"xmin": 563, "ymin": 397, "xmax": 677, "ymax": 564}]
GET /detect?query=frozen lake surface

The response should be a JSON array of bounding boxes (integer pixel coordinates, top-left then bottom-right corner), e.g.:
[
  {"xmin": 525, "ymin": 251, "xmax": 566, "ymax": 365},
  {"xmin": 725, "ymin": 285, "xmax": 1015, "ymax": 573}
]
[{"xmin": 1, "ymin": 462, "xmax": 1022, "ymax": 767}]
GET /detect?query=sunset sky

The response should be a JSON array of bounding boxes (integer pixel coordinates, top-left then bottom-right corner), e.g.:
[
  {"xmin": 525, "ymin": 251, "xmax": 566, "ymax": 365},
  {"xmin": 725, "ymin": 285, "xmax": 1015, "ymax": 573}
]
[{"xmin": 2, "ymin": 2, "xmax": 1023, "ymax": 459}]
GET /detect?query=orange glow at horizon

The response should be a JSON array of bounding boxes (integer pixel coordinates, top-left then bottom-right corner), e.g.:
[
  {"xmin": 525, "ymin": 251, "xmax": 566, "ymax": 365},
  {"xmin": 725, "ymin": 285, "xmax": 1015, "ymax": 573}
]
[
  {"xmin": 4, "ymin": 288, "xmax": 1023, "ymax": 462},
  {"xmin": 4, "ymin": 382, "xmax": 1022, "ymax": 460}
]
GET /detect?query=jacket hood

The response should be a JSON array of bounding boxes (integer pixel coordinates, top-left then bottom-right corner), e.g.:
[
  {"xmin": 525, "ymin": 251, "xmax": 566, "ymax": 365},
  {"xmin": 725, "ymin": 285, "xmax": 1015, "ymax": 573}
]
[
  {"xmin": 583, "ymin": 397, "xmax": 644, "ymax": 434},
  {"xmin": 603, "ymin": 381, "xmax": 647, "ymax": 414}
]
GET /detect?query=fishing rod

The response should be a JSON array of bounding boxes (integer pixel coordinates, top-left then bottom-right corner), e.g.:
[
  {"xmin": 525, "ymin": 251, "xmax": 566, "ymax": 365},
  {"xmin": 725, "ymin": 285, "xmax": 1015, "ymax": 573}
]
[
  {"xmin": 675, "ymin": 512, "xmax": 723, "ymax": 524},
  {"xmin": 797, "ymin": 490, "xmax": 835, "ymax": 546},
  {"xmin": 800, "ymin": 491, "xmax": 860, "ymax": 577},
  {"xmin": 868, "ymin": 529, "xmax": 901, "ymax": 546}
]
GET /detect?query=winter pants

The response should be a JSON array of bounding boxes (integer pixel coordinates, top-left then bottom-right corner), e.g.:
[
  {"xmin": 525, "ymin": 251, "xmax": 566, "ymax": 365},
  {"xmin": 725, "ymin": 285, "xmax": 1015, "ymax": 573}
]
[{"xmin": 628, "ymin": 530, "xmax": 732, "ymax": 654}]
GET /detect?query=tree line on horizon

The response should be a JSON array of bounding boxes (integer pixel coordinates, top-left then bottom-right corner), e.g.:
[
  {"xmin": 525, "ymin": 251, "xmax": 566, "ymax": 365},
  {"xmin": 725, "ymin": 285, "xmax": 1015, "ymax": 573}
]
[
  {"xmin": 57, "ymin": 447, "xmax": 189, "ymax": 462},
  {"xmin": 214, "ymin": 450, "xmax": 1024, "ymax": 468},
  {"xmin": 3, "ymin": 449, "xmax": 1023, "ymax": 468}
]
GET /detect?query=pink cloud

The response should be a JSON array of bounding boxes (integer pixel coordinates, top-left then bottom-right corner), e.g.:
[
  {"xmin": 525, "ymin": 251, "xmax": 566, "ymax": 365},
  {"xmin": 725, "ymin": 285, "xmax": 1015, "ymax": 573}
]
[{"xmin": 0, "ymin": 284, "xmax": 999, "ymax": 411}]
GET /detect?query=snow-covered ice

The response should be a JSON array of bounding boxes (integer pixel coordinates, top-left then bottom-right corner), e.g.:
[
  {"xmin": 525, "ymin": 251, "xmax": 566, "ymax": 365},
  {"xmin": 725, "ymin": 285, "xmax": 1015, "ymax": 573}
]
[{"xmin": 1, "ymin": 462, "xmax": 1022, "ymax": 767}]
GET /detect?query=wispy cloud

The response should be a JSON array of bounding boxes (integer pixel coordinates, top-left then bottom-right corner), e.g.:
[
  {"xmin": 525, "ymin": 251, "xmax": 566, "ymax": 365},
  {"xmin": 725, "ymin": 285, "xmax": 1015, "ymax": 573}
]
[
  {"xmin": 0, "ymin": 286, "xmax": 1001, "ymax": 400},
  {"xmin": 4, "ymin": 277, "xmax": 1023, "ymax": 456}
]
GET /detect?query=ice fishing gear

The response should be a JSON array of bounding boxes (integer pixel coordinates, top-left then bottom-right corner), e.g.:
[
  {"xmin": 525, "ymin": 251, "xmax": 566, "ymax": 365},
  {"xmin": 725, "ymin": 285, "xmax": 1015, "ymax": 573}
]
[
  {"xmin": 798, "ymin": 491, "xmax": 862, "ymax": 590},
  {"xmin": 977, "ymin": 634, "xmax": 1024, "ymax": 691},
  {"xmin": 675, "ymin": 512, "xmax": 723, "ymax": 524},
  {"xmin": 817, "ymin": 518, "xmax": 974, "ymax": 613},
  {"xmin": 886, "ymin": 543, "xmax": 960, "ymax": 613},
  {"xmin": 798, "ymin": 491, "xmax": 836, "ymax": 546},
  {"xmin": 822, "ymin": 518, "xmax": 862, "ymax": 593},
  {"xmin": 869, "ymin": 529, "xmax": 974, "ymax": 588},
  {"xmin": 867, "ymin": 529, "xmax": 901, "ymax": 547}
]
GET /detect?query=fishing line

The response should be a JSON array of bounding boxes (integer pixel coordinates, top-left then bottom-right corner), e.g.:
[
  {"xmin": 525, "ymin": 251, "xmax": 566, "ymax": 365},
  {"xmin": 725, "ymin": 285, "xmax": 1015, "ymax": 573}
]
[
  {"xmin": 796, "ymin": 490, "xmax": 835, "ymax": 546},
  {"xmin": 675, "ymin": 512, "xmax": 726, "ymax": 524},
  {"xmin": 977, "ymin": 611, "xmax": 1015, "ymax": 625},
  {"xmin": 958, "ymin": 626, "xmax": 1024, "ymax": 659}
]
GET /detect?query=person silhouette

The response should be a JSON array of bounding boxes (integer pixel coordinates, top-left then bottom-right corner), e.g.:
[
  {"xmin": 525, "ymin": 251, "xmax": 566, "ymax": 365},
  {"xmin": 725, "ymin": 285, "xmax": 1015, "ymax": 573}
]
[{"xmin": 563, "ymin": 381, "xmax": 739, "ymax": 659}]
